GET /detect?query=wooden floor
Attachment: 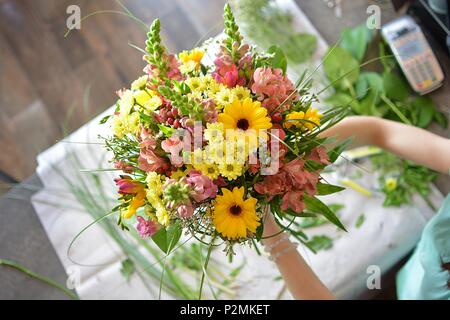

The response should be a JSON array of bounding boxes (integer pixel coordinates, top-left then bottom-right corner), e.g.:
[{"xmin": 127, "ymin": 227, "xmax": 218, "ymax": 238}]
[{"xmin": 0, "ymin": 0, "xmax": 226, "ymax": 182}]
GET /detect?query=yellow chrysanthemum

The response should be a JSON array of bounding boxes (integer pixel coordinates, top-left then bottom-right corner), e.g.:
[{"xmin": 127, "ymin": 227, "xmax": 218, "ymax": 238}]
[
  {"xmin": 185, "ymin": 77, "xmax": 205, "ymax": 92},
  {"xmin": 213, "ymin": 187, "xmax": 260, "ymax": 240},
  {"xmin": 155, "ymin": 203, "xmax": 171, "ymax": 226},
  {"xmin": 199, "ymin": 74, "xmax": 216, "ymax": 89},
  {"xmin": 194, "ymin": 162, "xmax": 220, "ymax": 180},
  {"xmin": 284, "ymin": 108, "xmax": 322, "ymax": 131},
  {"xmin": 231, "ymin": 85, "xmax": 251, "ymax": 100},
  {"xmin": 219, "ymin": 162, "xmax": 243, "ymax": 180},
  {"xmin": 218, "ymin": 98, "xmax": 272, "ymax": 136},
  {"xmin": 170, "ymin": 168, "xmax": 189, "ymax": 180},
  {"xmin": 112, "ymin": 112, "xmax": 140, "ymax": 138},
  {"xmin": 178, "ymin": 48, "xmax": 204, "ymax": 74},
  {"xmin": 214, "ymin": 87, "xmax": 235, "ymax": 109},
  {"xmin": 146, "ymin": 172, "xmax": 164, "ymax": 197},
  {"xmin": 131, "ymin": 75, "xmax": 149, "ymax": 90},
  {"xmin": 204, "ymin": 122, "xmax": 224, "ymax": 143}
]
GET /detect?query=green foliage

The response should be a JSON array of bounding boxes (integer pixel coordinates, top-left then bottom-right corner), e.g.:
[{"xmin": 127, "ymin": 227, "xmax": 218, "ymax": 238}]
[
  {"xmin": 306, "ymin": 235, "xmax": 333, "ymax": 252},
  {"xmin": 370, "ymin": 152, "xmax": 437, "ymax": 208},
  {"xmin": 355, "ymin": 213, "xmax": 365, "ymax": 228},
  {"xmin": 151, "ymin": 222, "xmax": 182, "ymax": 254},
  {"xmin": 316, "ymin": 183, "xmax": 345, "ymax": 195},
  {"xmin": 120, "ymin": 258, "xmax": 136, "ymax": 282},
  {"xmin": 340, "ymin": 24, "xmax": 375, "ymax": 61},
  {"xmin": 266, "ymin": 45, "xmax": 287, "ymax": 74},
  {"xmin": 158, "ymin": 85, "xmax": 203, "ymax": 120},
  {"xmin": 304, "ymin": 195, "xmax": 347, "ymax": 231},
  {"xmin": 232, "ymin": 0, "xmax": 317, "ymax": 64},
  {"xmin": 324, "ymin": 23, "xmax": 447, "ymax": 130},
  {"xmin": 323, "ymin": 47, "xmax": 360, "ymax": 91}
]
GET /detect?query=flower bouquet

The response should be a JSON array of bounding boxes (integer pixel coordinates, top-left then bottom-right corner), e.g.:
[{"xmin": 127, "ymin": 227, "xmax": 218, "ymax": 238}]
[{"xmin": 102, "ymin": 4, "xmax": 348, "ymax": 260}]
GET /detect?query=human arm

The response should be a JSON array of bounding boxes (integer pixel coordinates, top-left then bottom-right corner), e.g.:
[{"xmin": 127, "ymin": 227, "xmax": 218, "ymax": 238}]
[
  {"xmin": 261, "ymin": 212, "xmax": 336, "ymax": 300},
  {"xmin": 320, "ymin": 116, "xmax": 450, "ymax": 174}
]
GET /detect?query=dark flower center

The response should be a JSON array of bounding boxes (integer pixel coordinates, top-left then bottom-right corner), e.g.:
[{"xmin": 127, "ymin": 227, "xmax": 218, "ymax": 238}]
[
  {"xmin": 236, "ymin": 119, "xmax": 249, "ymax": 131},
  {"xmin": 229, "ymin": 205, "xmax": 242, "ymax": 216}
]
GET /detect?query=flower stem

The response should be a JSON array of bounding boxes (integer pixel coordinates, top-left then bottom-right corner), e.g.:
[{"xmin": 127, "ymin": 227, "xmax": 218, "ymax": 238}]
[{"xmin": 0, "ymin": 258, "xmax": 79, "ymax": 300}]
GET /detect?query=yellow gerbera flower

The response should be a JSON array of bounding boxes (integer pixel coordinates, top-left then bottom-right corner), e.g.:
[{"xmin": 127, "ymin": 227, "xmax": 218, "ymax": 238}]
[
  {"xmin": 213, "ymin": 187, "xmax": 260, "ymax": 240},
  {"xmin": 284, "ymin": 108, "xmax": 322, "ymax": 131},
  {"xmin": 218, "ymin": 98, "xmax": 272, "ymax": 135}
]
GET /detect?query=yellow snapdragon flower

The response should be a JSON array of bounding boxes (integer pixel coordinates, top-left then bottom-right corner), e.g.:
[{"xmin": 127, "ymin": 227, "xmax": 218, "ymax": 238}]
[
  {"xmin": 284, "ymin": 108, "xmax": 322, "ymax": 131},
  {"xmin": 178, "ymin": 48, "xmax": 204, "ymax": 74}
]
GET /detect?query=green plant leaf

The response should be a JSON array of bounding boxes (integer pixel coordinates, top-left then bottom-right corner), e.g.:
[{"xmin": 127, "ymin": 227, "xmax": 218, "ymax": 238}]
[
  {"xmin": 323, "ymin": 47, "xmax": 360, "ymax": 91},
  {"xmin": 158, "ymin": 124, "xmax": 175, "ymax": 137},
  {"xmin": 305, "ymin": 235, "xmax": 333, "ymax": 252},
  {"xmin": 325, "ymin": 92, "xmax": 362, "ymax": 114},
  {"xmin": 382, "ymin": 72, "xmax": 409, "ymax": 101},
  {"xmin": 151, "ymin": 222, "xmax": 182, "ymax": 254},
  {"xmin": 287, "ymin": 33, "xmax": 317, "ymax": 64},
  {"xmin": 412, "ymin": 96, "xmax": 436, "ymax": 128},
  {"xmin": 434, "ymin": 112, "xmax": 448, "ymax": 128},
  {"xmin": 120, "ymin": 258, "xmax": 135, "ymax": 282},
  {"xmin": 267, "ymin": 45, "xmax": 288, "ymax": 74},
  {"xmin": 355, "ymin": 213, "xmax": 365, "ymax": 228},
  {"xmin": 304, "ymin": 195, "xmax": 347, "ymax": 231},
  {"xmin": 316, "ymin": 183, "xmax": 345, "ymax": 195},
  {"xmin": 340, "ymin": 24, "xmax": 374, "ymax": 61},
  {"xmin": 328, "ymin": 138, "xmax": 352, "ymax": 163}
]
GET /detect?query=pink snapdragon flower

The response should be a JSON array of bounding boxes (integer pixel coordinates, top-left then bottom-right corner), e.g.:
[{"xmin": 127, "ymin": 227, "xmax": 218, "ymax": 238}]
[
  {"xmin": 251, "ymin": 67, "xmax": 298, "ymax": 113},
  {"xmin": 136, "ymin": 216, "xmax": 159, "ymax": 238},
  {"xmin": 186, "ymin": 171, "xmax": 218, "ymax": 202},
  {"xmin": 177, "ymin": 201, "xmax": 194, "ymax": 218}
]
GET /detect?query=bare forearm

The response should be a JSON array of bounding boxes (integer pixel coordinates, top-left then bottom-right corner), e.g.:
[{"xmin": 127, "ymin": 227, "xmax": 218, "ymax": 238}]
[
  {"xmin": 261, "ymin": 214, "xmax": 335, "ymax": 300},
  {"xmin": 321, "ymin": 116, "xmax": 450, "ymax": 174}
]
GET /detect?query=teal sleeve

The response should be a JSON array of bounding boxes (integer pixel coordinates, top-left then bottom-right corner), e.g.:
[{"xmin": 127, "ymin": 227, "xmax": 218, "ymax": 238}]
[{"xmin": 396, "ymin": 194, "xmax": 450, "ymax": 300}]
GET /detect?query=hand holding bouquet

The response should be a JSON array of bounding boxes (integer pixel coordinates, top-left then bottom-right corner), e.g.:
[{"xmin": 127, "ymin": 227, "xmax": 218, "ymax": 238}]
[{"xmin": 103, "ymin": 4, "xmax": 348, "ymax": 258}]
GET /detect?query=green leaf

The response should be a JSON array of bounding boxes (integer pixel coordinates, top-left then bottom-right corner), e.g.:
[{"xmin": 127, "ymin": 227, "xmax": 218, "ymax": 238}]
[
  {"xmin": 355, "ymin": 213, "xmax": 365, "ymax": 228},
  {"xmin": 434, "ymin": 112, "xmax": 448, "ymax": 128},
  {"xmin": 340, "ymin": 24, "xmax": 374, "ymax": 61},
  {"xmin": 316, "ymin": 183, "xmax": 345, "ymax": 195},
  {"xmin": 357, "ymin": 72, "xmax": 385, "ymax": 116},
  {"xmin": 382, "ymin": 72, "xmax": 409, "ymax": 101},
  {"xmin": 304, "ymin": 195, "xmax": 347, "ymax": 231},
  {"xmin": 267, "ymin": 45, "xmax": 288, "ymax": 74},
  {"xmin": 287, "ymin": 33, "xmax": 317, "ymax": 64},
  {"xmin": 412, "ymin": 96, "xmax": 436, "ymax": 128},
  {"xmin": 328, "ymin": 138, "xmax": 352, "ymax": 163},
  {"xmin": 158, "ymin": 124, "xmax": 175, "ymax": 137},
  {"xmin": 325, "ymin": 92, "xmax": 362, "ymax": 114},
  {"xmin": 120, "ymin": 259, "xmax": 135, "ymax": 282},
  {"xmin": 323, "ymin": 47, "xmax": 360, "ymax": 91},
  {"xmin": 305, "ymin": 235, "xmax": 333, "ymax": 252},
  {"xmin": 99, "ymin": 114, "xmax": 112, "ymax": 124},
  {"xmin": 151, "ymin": 222, "xmax": 182, "ymax": 254}
]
